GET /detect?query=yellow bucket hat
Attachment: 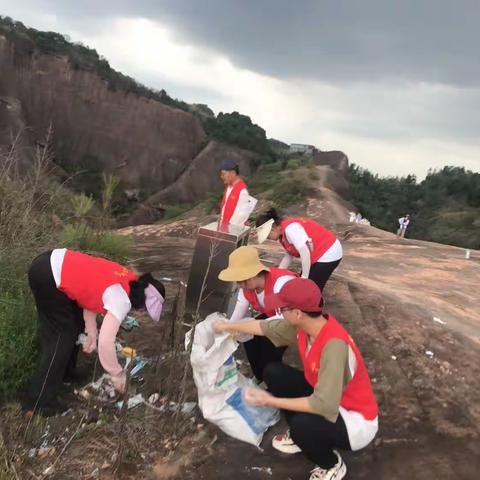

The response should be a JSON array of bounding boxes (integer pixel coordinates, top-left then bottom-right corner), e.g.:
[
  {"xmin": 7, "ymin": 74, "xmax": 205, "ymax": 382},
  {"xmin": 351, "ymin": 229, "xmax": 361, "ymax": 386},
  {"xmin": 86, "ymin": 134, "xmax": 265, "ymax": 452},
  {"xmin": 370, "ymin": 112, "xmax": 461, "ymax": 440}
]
[{"xmin": 218, "ymin": 246, "xmax": 270, "ymax": 282}]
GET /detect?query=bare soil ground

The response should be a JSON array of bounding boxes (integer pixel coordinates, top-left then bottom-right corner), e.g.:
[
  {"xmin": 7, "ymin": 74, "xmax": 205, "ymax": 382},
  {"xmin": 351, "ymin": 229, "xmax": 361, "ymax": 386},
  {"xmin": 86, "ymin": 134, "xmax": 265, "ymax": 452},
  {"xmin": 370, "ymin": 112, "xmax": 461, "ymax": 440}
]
[{"xmin": 1, "ymin": 169, "xmax": 479, "ymax": 479}]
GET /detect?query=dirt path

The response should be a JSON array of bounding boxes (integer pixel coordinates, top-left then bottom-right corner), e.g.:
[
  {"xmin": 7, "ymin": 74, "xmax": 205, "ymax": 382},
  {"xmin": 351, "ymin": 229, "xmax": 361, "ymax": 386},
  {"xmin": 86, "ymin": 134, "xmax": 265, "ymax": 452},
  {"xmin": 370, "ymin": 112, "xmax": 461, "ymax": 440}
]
[{"xmin": 129, "ymin": 225, "xmax": 480, "ymax": 480}]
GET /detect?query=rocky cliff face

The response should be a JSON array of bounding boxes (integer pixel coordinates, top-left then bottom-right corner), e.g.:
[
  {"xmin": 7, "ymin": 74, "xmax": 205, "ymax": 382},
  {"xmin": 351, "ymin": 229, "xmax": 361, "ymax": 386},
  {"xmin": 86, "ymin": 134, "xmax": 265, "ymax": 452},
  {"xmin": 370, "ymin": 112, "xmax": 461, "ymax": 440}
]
[{"xmin": 0, "ymin": 35, "xmax": 256, "ymax": 202}]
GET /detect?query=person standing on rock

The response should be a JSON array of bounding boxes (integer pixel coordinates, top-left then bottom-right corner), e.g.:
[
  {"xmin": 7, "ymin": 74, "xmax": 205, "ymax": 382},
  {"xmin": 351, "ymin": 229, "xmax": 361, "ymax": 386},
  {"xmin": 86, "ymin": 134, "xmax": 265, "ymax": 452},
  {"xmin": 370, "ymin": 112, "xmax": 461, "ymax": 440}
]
[
  {"xmin": 397, "ymin": 214, "xmax": 410, "ymax": 238},
  {"xmin": 255, "ymin": 208, "xmax": 342, "ymax": 292},
  {"xmin": 24, "ymin": 249, "xmax": 165, "ymax": 417},
  {"xmin": 218, "ymin": 246, "xmax": 297, "ymax": 382},
  {"xmin": 213, "ymin": 278, "xmax": 378, "ymax": 480},
  {"xmin": 218, "ymin": 159, "xmax": 252, "ymax": 229}
]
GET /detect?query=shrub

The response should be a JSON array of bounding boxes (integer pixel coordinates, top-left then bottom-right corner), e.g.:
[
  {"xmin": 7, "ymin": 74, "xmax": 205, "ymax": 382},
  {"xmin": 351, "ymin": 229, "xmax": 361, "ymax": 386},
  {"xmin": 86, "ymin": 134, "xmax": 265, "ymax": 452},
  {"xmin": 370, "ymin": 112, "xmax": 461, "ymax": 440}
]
[
  {"xmin": 161, "ymin": 204, "xmax": 193, "ymax": 222},
  {"xmin": 0, "ymin": 135, "xmax": 132, "ymax": 399}
]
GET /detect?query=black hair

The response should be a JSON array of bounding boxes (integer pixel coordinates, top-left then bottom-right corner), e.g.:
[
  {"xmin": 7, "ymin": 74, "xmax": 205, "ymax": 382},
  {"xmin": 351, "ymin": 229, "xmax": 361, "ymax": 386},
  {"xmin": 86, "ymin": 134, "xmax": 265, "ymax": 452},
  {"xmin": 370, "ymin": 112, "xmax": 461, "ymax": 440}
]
[
  {"xmin": 255, "ymin": 207, "xmax": 283, "ymax": 227},
  {"xmin": 233, "ymin": 165, "xmax": 239, "ymax": 175},
  {"xmin": 129, "ymin": 273, "xmax": 166, "ymax": 309}
]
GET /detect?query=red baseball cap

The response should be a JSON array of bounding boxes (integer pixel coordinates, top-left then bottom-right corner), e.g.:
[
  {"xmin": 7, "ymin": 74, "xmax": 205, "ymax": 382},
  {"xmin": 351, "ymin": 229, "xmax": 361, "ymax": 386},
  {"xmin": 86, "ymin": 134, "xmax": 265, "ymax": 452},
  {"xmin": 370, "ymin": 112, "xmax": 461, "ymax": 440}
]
[{"xmin": 265, "ymin": 278, "xmax": 323, "ymax": 312}]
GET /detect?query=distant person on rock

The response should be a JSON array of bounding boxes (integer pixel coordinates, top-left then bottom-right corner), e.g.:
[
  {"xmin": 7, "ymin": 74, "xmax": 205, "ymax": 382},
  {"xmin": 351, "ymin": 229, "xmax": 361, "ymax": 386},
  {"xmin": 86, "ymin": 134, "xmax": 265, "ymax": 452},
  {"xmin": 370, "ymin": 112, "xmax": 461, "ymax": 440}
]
[
  {"xmin": 218, "ymin": 159, "xmax": 253, "ymax": 229},
  {"xmin": 214, "ymin": 278, "xmax": 378, "ymax": 480},
  {"xmin": 255, "ymin": 208, "xmax": 342, "ymax": 292},
  {"xmin": 24, "ymin": 249, "xmax": 165, "ymax": 417},
  {"xmin": 218, "ymin": 246, "xmax": 297, "ymax": 382},
  {"xmin": 397, "ymin": 214, "xmax": 410, "ymax": 238}
]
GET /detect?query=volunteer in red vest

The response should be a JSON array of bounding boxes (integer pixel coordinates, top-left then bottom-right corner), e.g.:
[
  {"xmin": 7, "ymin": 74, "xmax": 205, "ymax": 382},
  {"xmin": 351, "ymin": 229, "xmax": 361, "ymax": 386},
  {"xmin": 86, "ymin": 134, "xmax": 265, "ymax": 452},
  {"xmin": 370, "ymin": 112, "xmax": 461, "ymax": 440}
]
[
  {"xmin": 218, "ymin": 246, "xmax": 297, "ymax": 382},
  {"xmin": 24, "ymin": 249, "xmax": 165, "ymax": 417},
  {"xmin": 218, "ymin": 159, "xmax": 249, "ymax": 229},
  {"xmin": 214, "ymin": 278, "xmax": 378, "ymax": 480},
  {"xmin": 255, "ymin": 208, "xmax": 342, "ymax": 292}
]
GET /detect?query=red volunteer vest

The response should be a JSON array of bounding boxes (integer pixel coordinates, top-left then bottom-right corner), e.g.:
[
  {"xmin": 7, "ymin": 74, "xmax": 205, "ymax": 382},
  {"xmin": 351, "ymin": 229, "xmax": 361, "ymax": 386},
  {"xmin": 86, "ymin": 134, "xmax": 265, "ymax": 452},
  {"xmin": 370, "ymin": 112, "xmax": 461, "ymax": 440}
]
[
  {"xmin": 59, "ymin": 250, "xmax": 138, "ymax": 314},
  {"xmin": 280, "ymin": 218, "xmax": 337, "ymax": 263},
  {"xmin": 220, "ymin": 179, "xmax": 247, "ymax": 226},
  {"xmin": 298, "ymin": 315, "xmax": 378, "ymax": 421},
  {"xmin": 243, "ymin": 267, "xmax": 297, "ymax": 317}
]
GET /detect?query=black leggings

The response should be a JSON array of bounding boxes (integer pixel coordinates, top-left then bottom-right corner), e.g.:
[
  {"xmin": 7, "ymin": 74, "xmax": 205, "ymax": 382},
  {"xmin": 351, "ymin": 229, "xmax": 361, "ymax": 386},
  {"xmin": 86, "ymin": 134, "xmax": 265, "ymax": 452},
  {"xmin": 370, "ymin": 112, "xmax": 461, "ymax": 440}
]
[
  {"xmin": 264, "ymin": 362, "xmax": 351, "ymax": 469},
  {"xmin": 308, "ymin": 259, "xmax": 341, "ymax": 292},
  {"xmin": 243, "ymin": 314, "xmax": 286, "ymax": 382},
  {"xmin": 25, "ymin": 251, "xmax": 84, "ymax": 410}
]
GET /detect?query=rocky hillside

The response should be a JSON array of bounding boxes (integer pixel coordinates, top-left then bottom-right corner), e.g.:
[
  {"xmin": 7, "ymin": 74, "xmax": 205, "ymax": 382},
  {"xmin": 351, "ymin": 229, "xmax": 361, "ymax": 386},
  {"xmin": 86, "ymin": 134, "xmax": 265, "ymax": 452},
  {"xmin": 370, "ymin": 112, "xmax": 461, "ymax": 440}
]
[
  {"xmin": 0, "ymin": 21, "xmax": 260, "ymax": 214},
  {"xmin": 0, "ymin": 18, "xmax": 350, "ymax": 227}
]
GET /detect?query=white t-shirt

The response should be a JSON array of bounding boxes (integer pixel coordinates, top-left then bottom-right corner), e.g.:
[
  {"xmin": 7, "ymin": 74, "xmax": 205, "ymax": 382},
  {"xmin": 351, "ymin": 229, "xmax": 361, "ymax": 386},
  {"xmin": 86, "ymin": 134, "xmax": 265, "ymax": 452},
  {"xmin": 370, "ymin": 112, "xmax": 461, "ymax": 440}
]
[
  {"xmin": 220, "ymin": 185, "xmax": 250, "ymax": 223},
  {"xmin": 284, "ymin": 223, "xmax": 343, "ymax": 263},
  {"xmin": 338, "ymin": 346, "xmax": 379, "ymax": 450},
  {"xmin": 50, "ymin": 248, "xmax": 131, "ymax": 322},
  {"xmin": 229, "ymin": 274, "xmax": 296, "ymax": 342},
  {"xmin": 398, "ymin": 217, "xmax": 410, "ymax": 228}
]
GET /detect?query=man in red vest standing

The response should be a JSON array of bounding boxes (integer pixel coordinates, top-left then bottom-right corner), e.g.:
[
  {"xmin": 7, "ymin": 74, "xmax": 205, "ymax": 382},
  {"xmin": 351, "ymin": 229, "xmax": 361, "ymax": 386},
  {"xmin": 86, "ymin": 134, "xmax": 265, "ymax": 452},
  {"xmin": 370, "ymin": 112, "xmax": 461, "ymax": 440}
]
[
  {"xmin": 214, "ymin": 278, "xmax": 378, "ymax": 480},
  {"xmin": 218, "ymin": 159, "xmax": 249, "ymax": 229}
]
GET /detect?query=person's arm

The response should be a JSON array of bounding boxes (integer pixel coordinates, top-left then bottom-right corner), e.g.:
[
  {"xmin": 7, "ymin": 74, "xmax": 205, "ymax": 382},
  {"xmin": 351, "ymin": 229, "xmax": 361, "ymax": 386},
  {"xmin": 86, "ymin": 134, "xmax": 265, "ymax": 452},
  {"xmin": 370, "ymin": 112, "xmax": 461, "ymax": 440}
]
[
  {"xmin": 297, "ymin": 245, "xmax": 312, "ymax": 278},
  {"xmin": 214, "ymin": 319, "xmax": 263, "ymax": 337},
  {"xmin": 228, "ymin": 290, "xmax": 250, "ymax": 323},
  {"xmin": 279, "ymin": 253, "xmax": 293, "ymax": 269},
  {"xmin": 98, "ymin": 312, "xmax": 125, "ymax": 392},
  {"xmin": 244, "ymin": 388, "xmax": 315, "ymax": 413},
  {"xmin": 82, "ymin": 309, "xmax": 97, "ymax": 354},
  {"xmin": 245, "ymin": 339, "xmax": 351, "ymax": 421}
]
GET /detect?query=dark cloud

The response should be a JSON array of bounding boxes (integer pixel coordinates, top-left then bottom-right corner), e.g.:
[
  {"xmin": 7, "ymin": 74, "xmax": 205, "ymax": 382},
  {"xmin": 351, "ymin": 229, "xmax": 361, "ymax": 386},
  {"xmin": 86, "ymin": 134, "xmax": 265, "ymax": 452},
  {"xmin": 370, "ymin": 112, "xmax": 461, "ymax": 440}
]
[{"xmin": 10, "ymin": 0, "xmax": 480, "ymax": 86}]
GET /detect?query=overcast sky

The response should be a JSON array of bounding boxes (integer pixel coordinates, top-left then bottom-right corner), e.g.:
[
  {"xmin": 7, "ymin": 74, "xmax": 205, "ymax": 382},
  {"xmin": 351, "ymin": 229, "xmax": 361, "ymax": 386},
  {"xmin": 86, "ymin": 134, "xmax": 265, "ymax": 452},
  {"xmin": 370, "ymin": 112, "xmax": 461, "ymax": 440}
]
[{"xmin": 1, "ymin": 0, "xmax": 479, "ymax": 178}]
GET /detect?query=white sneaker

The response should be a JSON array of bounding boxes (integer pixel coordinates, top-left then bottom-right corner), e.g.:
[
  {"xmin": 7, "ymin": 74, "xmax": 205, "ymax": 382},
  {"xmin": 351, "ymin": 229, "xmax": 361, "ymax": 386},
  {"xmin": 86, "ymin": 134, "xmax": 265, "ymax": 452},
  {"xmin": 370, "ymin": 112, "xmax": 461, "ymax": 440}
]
[
  {"xmin": 272, "ymin": 429, "xmax": 302, "ymax": 454},
  {"xmin": 309, "ymin": 451, "xmax": 347, "ymax": 480}
]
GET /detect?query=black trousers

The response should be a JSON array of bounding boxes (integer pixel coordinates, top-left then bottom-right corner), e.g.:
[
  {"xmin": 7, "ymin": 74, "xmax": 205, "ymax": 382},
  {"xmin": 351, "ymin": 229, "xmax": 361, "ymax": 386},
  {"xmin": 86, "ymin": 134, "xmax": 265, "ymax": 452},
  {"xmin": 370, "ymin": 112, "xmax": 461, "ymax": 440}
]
[
  {"xmin": 243, "ymin": 314, "xmax": 287, "ymax": 382},
  {"xmin": 264, "ymin": 362, "xmax": 351, "ymax": 469},
  {"xmin": 308, "ymin": 259, "xmax": 342, "ymax": 292},
  {"xmin": 25, "ymin": 251, "xmax": 84, "ymax": 410}
]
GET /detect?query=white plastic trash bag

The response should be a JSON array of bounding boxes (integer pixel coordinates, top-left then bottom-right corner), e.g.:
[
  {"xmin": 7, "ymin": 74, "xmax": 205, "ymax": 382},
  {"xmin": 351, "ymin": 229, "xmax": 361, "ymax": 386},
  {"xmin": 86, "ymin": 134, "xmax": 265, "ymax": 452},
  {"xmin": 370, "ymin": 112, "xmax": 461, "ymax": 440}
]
[{"xmin": 186, "ymin": 313, "xmax": 280, "ymax": 446}]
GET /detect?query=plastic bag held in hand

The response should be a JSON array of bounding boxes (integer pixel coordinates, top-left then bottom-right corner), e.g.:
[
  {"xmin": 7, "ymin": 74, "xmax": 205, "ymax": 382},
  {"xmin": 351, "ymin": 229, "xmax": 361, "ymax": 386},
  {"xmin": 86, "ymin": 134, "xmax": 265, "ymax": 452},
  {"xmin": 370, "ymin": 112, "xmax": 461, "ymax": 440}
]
[{"xmin": 186, "ymin": 313, "xmax": 279, "ymax": 446}]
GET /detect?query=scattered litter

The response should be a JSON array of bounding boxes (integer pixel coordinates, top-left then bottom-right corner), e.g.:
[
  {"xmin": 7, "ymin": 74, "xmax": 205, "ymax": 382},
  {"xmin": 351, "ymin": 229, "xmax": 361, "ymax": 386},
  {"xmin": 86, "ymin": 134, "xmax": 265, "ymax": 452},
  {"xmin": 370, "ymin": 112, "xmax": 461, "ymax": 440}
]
[
  {"xmin": 121, "ymin": 346, "xmax": 137, "ymax": 358},
  {"xmin": 76, "ymin": 333, "xmax": 88, "ymax": 346},
  {"xmin": 180, "ymin": 281, "xmax": 187, "ymax": 287},
  {"xmin": 433, "ymin": 317, "xmax": 447, "ymax": 325},
  {"xmin": 131, "ymin": 358, "xmax": 147, "ymax": 377},
  {"xmin": 77, "ymin": 374, "xmax": 116, "ymax": 401},
  {"xmin": 160, "ymin": 277, "xmax": 173, "ymax": 282},
  {"xmin": 148, "ymin": 393, "xmax": 160, "ymax": 404},
  {"xmin": 43, "ymin": 465, "xmax": 55, "ymax": 476},
  {"xmin": 121, "ymin": 315, "xmax": 140, "ymax": 331},
  {"xmin": 28, "ymin": 448, "xmax": 37, "ymax": 458},
  {"xmin": 465, "ymin": 249, "xmax": 471, "ymax": 259},
  {"xmin": 116, "ymin": 393, "xmax": 144, "ymax": 410},
  {"xmin": 180, "ymin": 402, "xmax": 196, "ymax": 414},
  {"xmin": 89, "ymin": 467, "xmax": 99, "ymax": 477},
  {"xmin": 250, "ymin": 466, "xmax": 273, "ymax": 475},
  {"xmin": 391, "ymin": 355, "xmax": 397, "ymax": 361},
  {"xmin": 38, "ymin": 447, "xmax": 56, "ymax": 459},
  {"xmin": 425, "ymin": 350, "xmax": 434, "ymax": 358}
]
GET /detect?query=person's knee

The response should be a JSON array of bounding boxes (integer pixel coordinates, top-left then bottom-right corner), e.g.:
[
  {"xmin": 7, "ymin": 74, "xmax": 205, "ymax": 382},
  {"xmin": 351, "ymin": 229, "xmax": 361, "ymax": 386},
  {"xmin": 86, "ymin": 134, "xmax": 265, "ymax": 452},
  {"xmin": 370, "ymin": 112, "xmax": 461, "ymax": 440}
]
[
  {"xmin": 289, "ymin": 414, "xmax": 312, "ymax": 445},
  {"xmin": 262, "ymin": 362, "xmax": 285, "ymax": 388}
]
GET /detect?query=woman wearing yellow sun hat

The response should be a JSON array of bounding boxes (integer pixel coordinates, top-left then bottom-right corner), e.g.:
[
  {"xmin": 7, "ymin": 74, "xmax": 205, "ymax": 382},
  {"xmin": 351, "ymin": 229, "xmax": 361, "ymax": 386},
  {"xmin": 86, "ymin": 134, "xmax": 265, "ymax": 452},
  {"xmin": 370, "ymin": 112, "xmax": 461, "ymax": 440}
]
[{"xmin": 218, "ymin": 246, "xmax": 297, "ymax": 382}]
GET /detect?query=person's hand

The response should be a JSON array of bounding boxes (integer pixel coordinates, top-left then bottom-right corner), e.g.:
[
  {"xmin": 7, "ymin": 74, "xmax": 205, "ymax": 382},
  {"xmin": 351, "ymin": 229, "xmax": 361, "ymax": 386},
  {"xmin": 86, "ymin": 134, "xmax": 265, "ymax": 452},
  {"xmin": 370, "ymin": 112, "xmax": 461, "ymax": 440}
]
[
  {"xmin": 111, "ymin": 372, "xmax": 127, "ymax": 393},
  {"xmin": 82, "ymin": 332, "xmax": 97, "ymax": 354},
  {"xmin": 213, "ymin": 320, "xmax": 229, "ymax": 334},
  {"xmin": 243, "ymin": 386, "xmax": 273, "ymax": 407}
]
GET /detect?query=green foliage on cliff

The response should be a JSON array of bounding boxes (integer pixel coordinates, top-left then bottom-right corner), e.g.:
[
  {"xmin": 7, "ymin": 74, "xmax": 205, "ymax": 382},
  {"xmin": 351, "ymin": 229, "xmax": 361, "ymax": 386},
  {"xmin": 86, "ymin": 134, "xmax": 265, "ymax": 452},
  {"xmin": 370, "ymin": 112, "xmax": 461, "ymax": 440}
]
[
  {"xmin": 348, "ymin": 164, "xmax": 480, "ymax": 249},
  {"xmin": 202, "ymin": 112, "xmax": 275, "ymax": 159}
]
